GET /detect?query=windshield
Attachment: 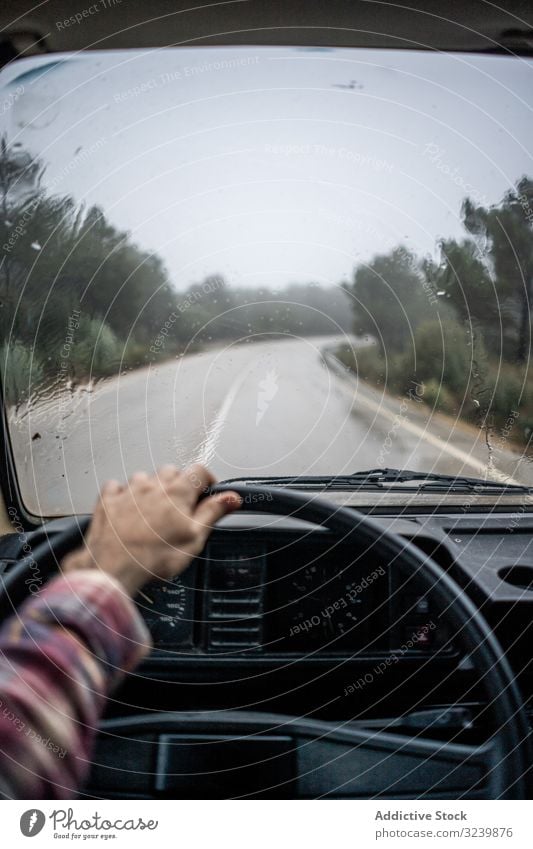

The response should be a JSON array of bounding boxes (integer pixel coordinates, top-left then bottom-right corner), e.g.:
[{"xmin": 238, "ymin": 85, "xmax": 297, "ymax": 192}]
[{"xmin": 1, "ymin": 46, "xmax": 533, "ymax": 516}]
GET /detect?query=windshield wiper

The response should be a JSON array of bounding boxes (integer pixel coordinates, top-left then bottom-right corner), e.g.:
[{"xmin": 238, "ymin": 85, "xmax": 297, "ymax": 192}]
[{"xmin": 221, "ymin": 468, "xmax": 532, "ymax": 494}]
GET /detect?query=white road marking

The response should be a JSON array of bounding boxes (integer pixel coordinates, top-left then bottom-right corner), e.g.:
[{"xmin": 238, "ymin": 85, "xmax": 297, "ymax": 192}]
[
  {"xmin": 194, "ymin": 368, "xmax": 251, "ymax": 465},
  {"xmin": 330, "ymin": 360, "xmax": 521, "ymax": 485}
]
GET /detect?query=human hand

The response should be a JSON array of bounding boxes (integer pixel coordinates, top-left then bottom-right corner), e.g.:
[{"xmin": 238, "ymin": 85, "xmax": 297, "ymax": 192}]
[{"xmin": 61, "ymin": 464, "xmax": 241, "ymax": 595}]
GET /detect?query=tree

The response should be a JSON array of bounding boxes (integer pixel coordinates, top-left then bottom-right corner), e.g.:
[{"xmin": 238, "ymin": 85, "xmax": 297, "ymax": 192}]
[
  {"xmin": 346, "ymin": 246, "xmax": 433, "ymax": 354},
  {"xmin": 461, "ymin": 178, "xmax": 533, "ymax": 363},
  {"xmin": 429, "ymin": 239, "xmax": 494, "ymax": 323},
  {"xmin": 0, "ymin": 135, "xmax": 178, "ymax": 391}
]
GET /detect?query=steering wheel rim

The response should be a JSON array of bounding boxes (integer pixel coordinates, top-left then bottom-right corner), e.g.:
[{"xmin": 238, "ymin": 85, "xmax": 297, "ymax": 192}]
[{"xmin": 0, "ymin": 484, "xmax": 529, "ymax": 798}]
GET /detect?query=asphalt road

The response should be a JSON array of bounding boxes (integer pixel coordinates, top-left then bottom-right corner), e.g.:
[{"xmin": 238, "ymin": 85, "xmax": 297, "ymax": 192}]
[{"xmin": 12, "ymin": 335, "xmax": 532, "ymax": 516}]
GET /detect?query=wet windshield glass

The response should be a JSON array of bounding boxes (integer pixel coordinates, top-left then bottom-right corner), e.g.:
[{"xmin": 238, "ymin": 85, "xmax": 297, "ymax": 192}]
[{"xmin": 1, "ymin": 47, "xmax": 533, "ymax": 515}]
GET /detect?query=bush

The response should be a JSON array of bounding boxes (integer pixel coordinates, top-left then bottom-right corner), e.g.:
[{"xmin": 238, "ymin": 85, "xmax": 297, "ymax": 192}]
[
  {"xmin": 69, "ymin": 317, "xmax": 124, "ymax": 380},
  {"xmin": 337, "ymin": 322, "xmax": 476, "ymax": 402},
  {"xmin": 335, "ymin": 329, "xmax": 533, "ymax": 451},
  {"xmin": 411, "ymin": 318, "xmax": 474, "ymax": 395},
  {"xmin": 339, "ymin": 344, "xmax": 381, "ymax": 379},
  {"xmin": 484, "ymin": 365, "xmax": 523, "ymax": 420},
  {"xmin": 421, "ymin": 378, "xmax": 457, "ymax": 415},
  {"xmin": 336, "ymin": 343, "xmax": 403, "ymax": 388},
  {"xmin": 0, "ymin": 340, "xmax": 44, "ymax": 406}
]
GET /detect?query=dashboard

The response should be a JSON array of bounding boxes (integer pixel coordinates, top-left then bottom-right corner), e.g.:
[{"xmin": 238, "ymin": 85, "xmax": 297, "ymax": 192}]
[
  {"xmin": 136, "ymin": 533, "xmax": 450, "ymax": 660},
  {"xmin": 2, "ymin": 500, "xmax": 533, "ymax": 799},
  {"xmin": 1, "ymin": 504, "xmax": 533, "ymax": 726},
  {"xmin": 116, "ymin": 508, "xmax": 533, "ymax": 728}
]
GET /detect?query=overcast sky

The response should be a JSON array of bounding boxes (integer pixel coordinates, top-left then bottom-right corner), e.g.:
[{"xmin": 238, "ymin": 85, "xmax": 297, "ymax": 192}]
[{"xmin": 3, "ymin": 46, "xmax": 533, "ymax": 290}]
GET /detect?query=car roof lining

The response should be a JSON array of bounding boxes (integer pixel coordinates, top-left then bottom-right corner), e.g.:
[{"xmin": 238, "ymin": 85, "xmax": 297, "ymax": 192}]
[{"xmin": 1, "ymin": 0, "xmax": 533, "ymax": 61}]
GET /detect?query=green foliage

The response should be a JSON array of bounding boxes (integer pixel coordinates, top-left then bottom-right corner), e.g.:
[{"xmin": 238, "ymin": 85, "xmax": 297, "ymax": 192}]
[
  {"xmin": 0, "ymin": 340, "xmax": 44, "ymax": 406},
  {"xmin": 336, "ymin": 343, "xmax": 384, "ymax": 382},
  {"xmin": 0, "ymin": 137, "xmax": 354, "ymax": 408},
  {"xmin": 68, "ymin": 317, "xmax": 124, "ymax": 378},
  {"xmin": 421, "ymin": 379, "xmax": 456, "ymax": 415},
  {"xmin": 461, "ymin": 179, "xmax": 533, "ymax": 363},
  {"xmin": 335, "ymin": 343, "xmax": 408, "ymax": 396},
  {"xmin": 338, "ymin": 317, "xmax": 533, "ymax": 446},
  {"xmin": 341, "ymin": 174, "xmax": 533, "ymax": 448},
  {"xmin": 0, "ymin": 135, "xmax": 178, "ymax": 392},
  {"xmin": 477, "ymin": 363, "xmax": 524, "ymax": 425},
  {"xmin": 411, "ymin": 319, "xmax": 472, "ymax": 395},
  {"xmin": 345, "ymin": 246, "xmax": 435, "ymax": 354},
  {"xmin": 3, "ymin": 132, "xmax": 533, "ymax": 453},
  {"xmin": 431, "ymin": 238, "xmax": 496, "ymax": 324}
]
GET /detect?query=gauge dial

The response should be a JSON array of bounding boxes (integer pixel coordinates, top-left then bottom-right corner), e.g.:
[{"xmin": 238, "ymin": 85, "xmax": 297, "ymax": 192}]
[
  {"xmin": 268, "ymin": 560, "xmax": 388, "ymax": 653},
  {"xmin": 137, "ymin": 572, "xmax": 194, "ymax": 647},
  {"xmin": 288, "ymin": 565, "xmax": 362, "ymax": 644}
]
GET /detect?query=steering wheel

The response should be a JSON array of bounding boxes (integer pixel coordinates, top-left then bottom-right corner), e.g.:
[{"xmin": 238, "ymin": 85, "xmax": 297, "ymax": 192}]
[{"xmin": 0, "ymin": 485, "xmax": 529, "ymax": 799}]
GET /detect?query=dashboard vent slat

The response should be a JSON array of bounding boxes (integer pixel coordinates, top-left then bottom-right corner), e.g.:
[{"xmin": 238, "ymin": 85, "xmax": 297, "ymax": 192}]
[{"xmin": 205, "ymin": 553, "xmax": 266, "ymax": 651}]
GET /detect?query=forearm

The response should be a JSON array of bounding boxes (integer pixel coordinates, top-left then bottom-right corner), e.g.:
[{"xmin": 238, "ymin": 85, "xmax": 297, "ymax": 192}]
[{"xmin": 0, "ymin": 570, "xmax": 151, "ymax": 798}]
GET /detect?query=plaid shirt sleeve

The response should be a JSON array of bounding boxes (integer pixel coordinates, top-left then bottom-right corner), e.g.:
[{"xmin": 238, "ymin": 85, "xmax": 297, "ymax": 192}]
[{"xmin": 0, "ymin": 569, "xmax": 152, "ymax": 799}]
